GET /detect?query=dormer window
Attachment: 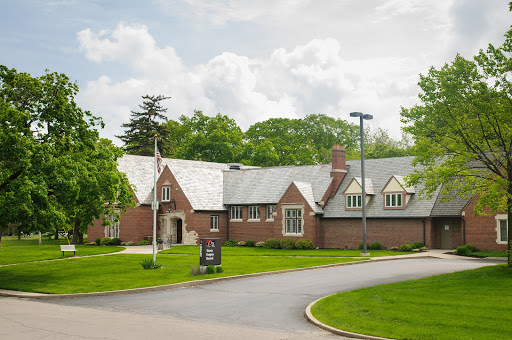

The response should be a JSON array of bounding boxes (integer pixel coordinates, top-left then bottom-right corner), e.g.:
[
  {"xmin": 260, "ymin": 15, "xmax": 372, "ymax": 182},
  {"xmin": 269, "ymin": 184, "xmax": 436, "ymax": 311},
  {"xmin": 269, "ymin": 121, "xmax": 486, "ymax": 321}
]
[
  {"xmin": 381, "ymin": 176, "xmax": 414, "ymax": 210},
  {"xmin": 346, "ymin": 194, "xmax": 362, "ymax": 208},
  {"xmin": 385, "ymin": 193, "xmax": 402, "ymax": 208},
  {"xmin": 343, "ymin": 177, "xmax": 374, "ymax": 210}
]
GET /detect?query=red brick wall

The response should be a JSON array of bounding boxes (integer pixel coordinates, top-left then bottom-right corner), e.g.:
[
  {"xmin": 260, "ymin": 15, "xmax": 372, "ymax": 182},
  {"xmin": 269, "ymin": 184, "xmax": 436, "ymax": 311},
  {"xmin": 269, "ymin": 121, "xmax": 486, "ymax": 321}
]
[
  {"xmin": 463, "ymin": 196, "xmax": 507, "ymax": 251},
  {"xmin": 321, "ymin": 218, "xmax": 434, "ymax": 249},
  {"xmin": 228, "ymin": 205, "xmax": 276, "ymax": 243}
]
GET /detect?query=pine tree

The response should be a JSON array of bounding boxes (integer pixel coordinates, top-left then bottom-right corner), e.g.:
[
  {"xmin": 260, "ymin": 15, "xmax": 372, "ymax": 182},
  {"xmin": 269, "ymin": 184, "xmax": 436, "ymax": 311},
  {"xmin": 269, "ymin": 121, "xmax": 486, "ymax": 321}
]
[{"xmin": 117, "ymin": 95, "xmax": 171, "ymax": 156}]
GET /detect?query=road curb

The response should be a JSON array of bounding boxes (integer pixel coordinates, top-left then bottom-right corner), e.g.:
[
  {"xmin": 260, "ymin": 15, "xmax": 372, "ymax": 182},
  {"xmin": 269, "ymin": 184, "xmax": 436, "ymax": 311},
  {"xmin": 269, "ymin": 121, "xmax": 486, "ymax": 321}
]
[{"xmin": 305, "ymin": 296, "xmax": 392, "ymax": 340}]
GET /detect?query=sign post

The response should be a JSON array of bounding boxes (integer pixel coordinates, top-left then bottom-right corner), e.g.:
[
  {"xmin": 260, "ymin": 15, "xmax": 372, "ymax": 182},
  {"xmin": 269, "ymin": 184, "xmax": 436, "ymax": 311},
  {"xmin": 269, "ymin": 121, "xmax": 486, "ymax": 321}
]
[{"xmin": 199, "ymin": 238, "xmax": 221, "ymax": 268}]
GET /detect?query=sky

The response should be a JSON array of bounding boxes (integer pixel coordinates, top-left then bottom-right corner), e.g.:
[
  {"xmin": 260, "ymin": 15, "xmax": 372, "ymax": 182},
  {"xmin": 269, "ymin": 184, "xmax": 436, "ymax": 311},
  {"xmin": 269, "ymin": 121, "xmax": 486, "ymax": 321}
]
[{"xmin": 1, "ymin": 0, "xmax": 511, "ymax": 145}]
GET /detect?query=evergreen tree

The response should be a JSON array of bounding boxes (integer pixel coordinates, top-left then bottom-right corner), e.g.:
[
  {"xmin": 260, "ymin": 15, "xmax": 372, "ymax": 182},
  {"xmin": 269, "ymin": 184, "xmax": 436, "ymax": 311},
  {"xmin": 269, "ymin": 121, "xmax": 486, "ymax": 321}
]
[{"xmin": 117, "ymin": 95, "xmax": 171, "ymax": 156}]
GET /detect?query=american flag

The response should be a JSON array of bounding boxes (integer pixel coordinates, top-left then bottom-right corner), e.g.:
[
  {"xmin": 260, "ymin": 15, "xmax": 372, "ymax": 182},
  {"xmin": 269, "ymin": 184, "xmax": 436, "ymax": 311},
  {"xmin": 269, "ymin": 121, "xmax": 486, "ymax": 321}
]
[{"xmin": 156, "ymin": 148, "xmax": 163, "ymax": 174}]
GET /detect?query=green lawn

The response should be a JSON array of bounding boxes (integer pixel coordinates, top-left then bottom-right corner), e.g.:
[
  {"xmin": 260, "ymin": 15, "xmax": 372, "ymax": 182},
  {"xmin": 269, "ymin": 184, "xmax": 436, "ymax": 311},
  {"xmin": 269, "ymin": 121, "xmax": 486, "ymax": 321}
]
[
  {"xmin": 311, "ymin": 265, "xmax": 512, "ymax": 340},
  {"xmin": 0, "ymin": 245, "xmax": 124, "ymax": 265},
  {"xmin": 1, "ymin": 234, "xmax": 80, "ymax": 246},
  {"xmin": 161, "ymin": 245, "xmax": 408, "ymax": 257},
  {"xmin": 471, "ymin": 250, "xmax": 508, "ymax": 257},
  {"xmin": 0, "ymin": 254, "xmax": 364, "ymax": 294}
]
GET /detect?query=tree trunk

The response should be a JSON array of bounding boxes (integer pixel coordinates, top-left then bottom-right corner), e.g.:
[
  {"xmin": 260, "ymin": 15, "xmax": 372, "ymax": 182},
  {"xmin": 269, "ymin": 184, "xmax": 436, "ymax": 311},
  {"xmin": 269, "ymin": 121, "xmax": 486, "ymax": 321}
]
[
  {"xmin": 507, "ymin": 194, "xmax": 512, "ymax": 268},
  {"xmin": 54, "ymin": 229, "xmax": 59, "ymax": 240},
  {"xmin": 72, "ymin": 222, "xmax": 79, "ymax": 245},
  {"xmin": 0, "ymin": 227, "xmax": 4, "ymax": 245},
  {"xmin": 17, "ymin": 228, "xmax": 21, "ymax": 240},
  {"xmin": 78, "ymin": 233, "xmax": 84, "ymax": 245}
]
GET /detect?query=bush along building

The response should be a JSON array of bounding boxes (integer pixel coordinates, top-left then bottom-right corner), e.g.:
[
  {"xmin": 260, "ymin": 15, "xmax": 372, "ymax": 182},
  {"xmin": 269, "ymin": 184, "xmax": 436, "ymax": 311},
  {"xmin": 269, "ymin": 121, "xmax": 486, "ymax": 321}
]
[{"xmin": 88, "ymin": 146, "xmax": 508, "ymax": 251}]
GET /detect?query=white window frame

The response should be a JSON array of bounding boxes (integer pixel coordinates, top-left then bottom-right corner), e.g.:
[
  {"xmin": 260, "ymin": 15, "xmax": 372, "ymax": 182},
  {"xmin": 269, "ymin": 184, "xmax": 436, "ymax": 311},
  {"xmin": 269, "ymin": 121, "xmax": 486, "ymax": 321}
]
[
  {"xmin": 266, "ymin": 205, "xmax": 276, "ymax": 221},
  {"xmin": 248, "ymin": 205, "xmax": 260, "ymax": 221},
  {"xmin": 210, "ymin": 215, "xmax": 219, "ymax": 231},
  {"xmin": 346, "ymin": 194, "xmax": 362, "ymax": 208},
  {"xmin": 231, "ymin": 206, "xmax": 242, "ymax": 221},
  {"xmin": 385, "ymin": 193, "xmax": 402, "ymax": 207},
  {"xmin": 496, "ymin": 214, "xmax": 508, "ymax": 244},
  {"xmin": 161, "ymin": 186, "xmax": 171, "ymax": 202},
  {"xmin": 105, "ymin": 213, "xmax": 120, "ymax": 238},
  {"xmin": 281, "ymin": 204, "xmax": 304, "ymax": 236}
]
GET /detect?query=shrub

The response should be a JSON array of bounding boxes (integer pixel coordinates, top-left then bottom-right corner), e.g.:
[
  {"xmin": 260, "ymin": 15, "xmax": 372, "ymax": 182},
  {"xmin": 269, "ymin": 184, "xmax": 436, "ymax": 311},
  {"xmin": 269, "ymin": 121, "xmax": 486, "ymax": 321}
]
[
  {"xmin": 126, "ymin": 241, "xmax": 135, "ymax": 246},
  {"xmin": 370, "ymin": 242, "xmax": 382, "ymax": 250},
  {"xmin": 358, "ymin": 243, "xmax": 371, "ymax": 250},
  {"xmin": 400, "ymin": 244, "xmax": 413, "ymax": 252},
  {"xmin": 390, "ymin": 246, "xmax": 398, "ymax": 251},
  {"xmin": 245, "ymin": 240, "xmax": 255, "ymax": 247},
  {"xmin": 95, "ymin": 238, "xmax": 101, "ymax": 245},
  {"xmin": 138, "ymin": 240, "xmax": 149, "ymax": 245},
  {"xmin": 420, "ymin": 246, "xmax": 429, "ymax": 251},
  {"xmin": 88, "ymin": 242, "xmax": 97, "ymax": 246},
  {"xmin": 413, "ymin": 241, "xmax": 425, "ymax": 249},
  {"xmin": 296, "ymin": 239, "xmax": 314, "ymax": 250},
  {"xmin": 111, "ymin": 237, "xmax": 121, "ymax": 245},
  {"xmin": 255, "ymin": 241, "xmax": 265, "ymax": 247},
  {"xmin": 140, "ymin": 258, "xmax": 162, "ymax": 270},
  {"xmin": 100, "ymin": 237, "xmax": 112, "ymax": 246},
  {"xmin": 216, "ymin": 266, "xmax": 224, "ymax": 273},
  {"xmin": 412, "ymin": 248, "xmax": 421, "ymax": 252},
  {"xmin": 280, "ymin": 238, "xmax": 296, "ymax": 250},
  {"xmin": 224, "ymin": 239, "xmax": 237, "ymax": 247},
  {"xmin": 121, "ymin": 242, "xmax": 127, "ymax": 246},
  {"xmin": 206, "ymin": 265, "xmax": 216, "ymax": 274},
  {"xmin": 237, "ymin": 241, "xmax": 246, "ymax": 247},
  {"xmin": 455, "ymin": 244, "xmax": 478, "ymax": 256},
  {"xmin": 263, "ymin": 238, "xmax": 281, "ymax": 249}
]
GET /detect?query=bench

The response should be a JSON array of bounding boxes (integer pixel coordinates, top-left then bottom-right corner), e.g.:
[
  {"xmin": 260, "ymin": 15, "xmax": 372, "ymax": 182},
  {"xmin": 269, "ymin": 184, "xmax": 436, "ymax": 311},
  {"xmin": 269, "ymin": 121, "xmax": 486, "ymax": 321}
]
[{"xmin": 60, "ymin": 245, "xmax": 76, "ymax": 256}]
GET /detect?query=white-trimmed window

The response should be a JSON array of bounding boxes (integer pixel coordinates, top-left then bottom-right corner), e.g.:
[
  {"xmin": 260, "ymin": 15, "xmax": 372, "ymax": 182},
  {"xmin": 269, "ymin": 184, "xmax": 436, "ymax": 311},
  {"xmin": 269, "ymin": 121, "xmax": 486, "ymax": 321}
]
[
  {"xmin": 210, "ymin": 215, "xmax": 219, "ymax": 231},
  {"xmin": 266, "ymin": 205, "xmax": 276, "ymax": 221},
  {"xmin": 346, "ymin": 195, "xmax": 362, "ymax": 208},
  {"xmin": 105, "ymin": 213, "xmax": 119, "ymax": 238},
  {"xmin": 385, "ymin": 193, "xmax": 402, "ymax": 207},
  {"xmin": 496, "ymin": 215, "xmax": 508, "ymax": 244},
  {"xmin": 162, "ymin": 186, "xmax": 170, "ymax": 202},
  {"xmin": 285, "ymin": 209, "xmax": 302, "ymax": 235},
  {"xmin": 231, "ymin": 206, "xmax": 242, "ymax": 221},
  {"xmin": 248, "ymin": 205, "xmax": 260, "ymax": 220}
]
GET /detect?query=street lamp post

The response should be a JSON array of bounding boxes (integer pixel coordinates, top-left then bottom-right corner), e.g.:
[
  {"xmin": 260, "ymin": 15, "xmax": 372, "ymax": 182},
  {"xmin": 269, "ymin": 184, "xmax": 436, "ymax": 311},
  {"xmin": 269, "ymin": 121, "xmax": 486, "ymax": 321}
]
[{"xmin": 350, "ymin": 112, "xmax": 373, "ymax": 256}]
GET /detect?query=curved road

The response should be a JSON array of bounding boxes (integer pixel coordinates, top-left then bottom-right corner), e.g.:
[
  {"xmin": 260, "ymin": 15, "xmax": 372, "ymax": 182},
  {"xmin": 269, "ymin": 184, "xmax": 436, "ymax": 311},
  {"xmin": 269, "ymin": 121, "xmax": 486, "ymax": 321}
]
[{"xmin": 0, "ymin": 256, "xmax": 503, "ymax": 339}]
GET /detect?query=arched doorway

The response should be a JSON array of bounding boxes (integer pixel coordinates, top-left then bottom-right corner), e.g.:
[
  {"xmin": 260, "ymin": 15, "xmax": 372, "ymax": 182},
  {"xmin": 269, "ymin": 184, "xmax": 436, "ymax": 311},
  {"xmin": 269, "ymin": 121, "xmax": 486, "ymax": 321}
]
[{"xmin": 177, "ymin": 219, "xmax": 183, "ymax": 244}]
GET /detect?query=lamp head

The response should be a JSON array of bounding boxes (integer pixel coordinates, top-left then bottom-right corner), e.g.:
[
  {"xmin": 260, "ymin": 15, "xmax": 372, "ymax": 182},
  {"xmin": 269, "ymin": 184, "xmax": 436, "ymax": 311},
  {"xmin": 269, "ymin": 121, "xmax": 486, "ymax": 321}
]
[{"xmin": 350, "ymin": 112, "xmax": 362, "ymax": 117}]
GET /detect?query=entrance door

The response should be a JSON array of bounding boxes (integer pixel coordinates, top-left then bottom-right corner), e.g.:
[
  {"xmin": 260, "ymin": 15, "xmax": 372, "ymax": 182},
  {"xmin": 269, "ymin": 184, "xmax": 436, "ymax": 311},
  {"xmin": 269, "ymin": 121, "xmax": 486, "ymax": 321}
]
[
  {"xmin": 440, "ymin": 220, "xmax": 453, "ymax": 249},
  {"xmin": 177, "ymin": 219, "xmax": 183, "ymax": 244}
]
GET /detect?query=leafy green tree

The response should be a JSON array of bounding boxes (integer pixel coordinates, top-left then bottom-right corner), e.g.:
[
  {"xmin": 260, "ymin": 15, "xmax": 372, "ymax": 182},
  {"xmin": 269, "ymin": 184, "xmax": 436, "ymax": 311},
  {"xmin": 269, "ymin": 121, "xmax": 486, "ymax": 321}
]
[
  {"xmin": 364, "ymin": 127, "xmax": 414, "ymax": 159},
  {"xmin": 401, "ymin": 26, "xmax": 512, "ymax": 266},
  {"xmin": 117, "ymin": 95, "xmax": 172, "ymax": 156},
  {"xmin": 245, "ymin": 114, "xmax": 359, "ymax": 166},
  {"xmin": 174, "ymin": 111, "xmax": 245, "ymax": 163},
  {"xmin": 0, "ymin": 65, "xmax": 134, "ymax": 245}
]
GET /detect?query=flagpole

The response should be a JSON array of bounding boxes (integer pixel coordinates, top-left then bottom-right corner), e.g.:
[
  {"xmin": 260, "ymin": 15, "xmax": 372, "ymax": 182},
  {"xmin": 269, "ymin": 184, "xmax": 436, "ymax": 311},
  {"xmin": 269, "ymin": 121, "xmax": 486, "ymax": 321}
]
[{"xmin": 153, "ymin": 135, "xmax": 157, "ymax": 263}]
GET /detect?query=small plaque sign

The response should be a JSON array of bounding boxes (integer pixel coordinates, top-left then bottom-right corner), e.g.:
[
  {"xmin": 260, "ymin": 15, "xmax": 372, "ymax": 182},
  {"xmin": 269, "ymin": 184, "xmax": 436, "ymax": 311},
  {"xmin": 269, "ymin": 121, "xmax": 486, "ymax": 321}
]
[{"xmin": 200, "ymin": 238, "xmax": 221, "ymax": 266}]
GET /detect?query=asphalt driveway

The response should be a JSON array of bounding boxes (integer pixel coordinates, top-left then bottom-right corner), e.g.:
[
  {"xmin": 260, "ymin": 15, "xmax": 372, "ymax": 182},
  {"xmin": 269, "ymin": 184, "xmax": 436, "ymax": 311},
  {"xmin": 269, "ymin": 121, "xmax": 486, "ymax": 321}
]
[{"xmin": 39, "ymin": 257, "xmax": 501, "ymax": 335}]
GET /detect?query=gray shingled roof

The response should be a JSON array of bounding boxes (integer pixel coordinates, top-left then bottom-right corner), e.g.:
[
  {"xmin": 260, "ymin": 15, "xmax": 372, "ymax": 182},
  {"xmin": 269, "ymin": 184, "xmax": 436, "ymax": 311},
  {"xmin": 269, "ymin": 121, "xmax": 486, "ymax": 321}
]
[
  {"xmin": 294, "ymin": 181, "xmax": 324, "ymax": 213},
  {"xmin": 223, "ymin": 164, "xmax": 333, "ymax": 206},
  {"xmin": 118, "ymin": 155, "xmax": 231, "ymax": 211},
  {"xmin": 323, "ymin": 157, "xmax": 457, "ymax": 218}
]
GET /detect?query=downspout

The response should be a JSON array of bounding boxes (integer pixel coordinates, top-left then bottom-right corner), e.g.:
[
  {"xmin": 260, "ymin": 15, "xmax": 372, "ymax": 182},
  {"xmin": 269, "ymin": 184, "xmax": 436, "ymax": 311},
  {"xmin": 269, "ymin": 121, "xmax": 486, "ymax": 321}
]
[
  {"xmin": 226, "ymin": 206, "xmax": 230, "ymax": 241},
  {"xmin": 462, "ymin": 215, "xmax": 466, "ymax": 246},
  {"xmin": 422, "ymin": 219, "xmax": 426, "ymax": 246}
]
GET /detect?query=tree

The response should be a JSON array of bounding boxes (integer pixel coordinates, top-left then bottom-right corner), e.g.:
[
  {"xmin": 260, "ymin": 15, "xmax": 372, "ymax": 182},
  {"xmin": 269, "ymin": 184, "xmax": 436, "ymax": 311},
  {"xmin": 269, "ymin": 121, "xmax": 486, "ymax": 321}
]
[
  {"xmin": 117, "ymin": 95, "xmax": 172, "ymax": 156},
  {"xmin": 0, "ymin": 65, "xmax": 134, "ymax": 245},
  {"xmin": 245, "ymin": 114, "xmax": 359, "ymax": 166},
  {"xmin": 364, "ymin": 127, "xmax": 414, "ymax": 159},
  {"xmin": 400, "ymin": 27, "xmax": 512, "ymax": 266},
  {"xmin": 174, "ymin": 111, "xmax": 245, "ymax": 163}
]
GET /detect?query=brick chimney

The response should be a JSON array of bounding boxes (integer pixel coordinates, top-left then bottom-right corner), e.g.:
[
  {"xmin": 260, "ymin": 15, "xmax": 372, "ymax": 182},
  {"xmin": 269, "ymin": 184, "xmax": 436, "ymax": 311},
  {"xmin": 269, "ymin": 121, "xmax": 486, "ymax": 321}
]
[{"xmin": 320, "ymin": 145, "xmax": 347, "ymax": 207}]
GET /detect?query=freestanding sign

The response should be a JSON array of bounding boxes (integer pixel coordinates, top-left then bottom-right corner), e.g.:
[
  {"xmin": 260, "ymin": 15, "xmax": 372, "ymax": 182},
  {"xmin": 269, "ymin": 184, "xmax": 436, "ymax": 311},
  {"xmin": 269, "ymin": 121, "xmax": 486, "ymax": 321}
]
[{"xmin": 200, "ymin": 238, "xmax": 221, "ymax": 266}]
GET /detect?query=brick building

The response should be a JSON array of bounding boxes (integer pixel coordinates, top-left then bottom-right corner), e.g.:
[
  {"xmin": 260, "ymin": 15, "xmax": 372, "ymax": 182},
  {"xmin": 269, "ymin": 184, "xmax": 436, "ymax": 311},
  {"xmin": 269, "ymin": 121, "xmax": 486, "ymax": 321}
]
[{"xmin": 88, "ymin": 146, "xmax": 508, "ymax": 251}]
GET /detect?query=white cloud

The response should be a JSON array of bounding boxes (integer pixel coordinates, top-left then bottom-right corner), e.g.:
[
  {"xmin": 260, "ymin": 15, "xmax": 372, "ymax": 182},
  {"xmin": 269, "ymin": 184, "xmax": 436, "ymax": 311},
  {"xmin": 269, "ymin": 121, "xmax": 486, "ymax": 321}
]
[{"xmin": 77, "ymin": 23, "xmax": 427, "ymax": 144}]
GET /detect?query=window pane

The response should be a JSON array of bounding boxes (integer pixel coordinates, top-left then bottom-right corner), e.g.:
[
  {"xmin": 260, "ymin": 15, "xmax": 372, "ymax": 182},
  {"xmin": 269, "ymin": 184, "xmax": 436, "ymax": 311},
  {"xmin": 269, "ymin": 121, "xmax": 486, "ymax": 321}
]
[
  {"xmin": 347, "ymin": 196, "xmax": 352, "ymax": 207},
  {"xmin": 397, "ymin": 194, "xmax": 402, "ymax": 206},
  {"xmin": 386, "ymin": 194, "xmax": 390, "ymax": 206},
  {"xmin": 500, "ymin": 220, "xmax": 508, "ymax": 242},
  {"xmin": 357, "ymin": 195, "xmax": 362, "ymax": 207},
  {"xmin": 297, "ymin": 209, "xmax": 301, "ymax": 218},
  {"xmin": 392, "ymin": 194, "xmax": 396, "ymax": 206},
  {"xmin": 298, "ymin": 220, "xmax": 302, "ymax": 234}
]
